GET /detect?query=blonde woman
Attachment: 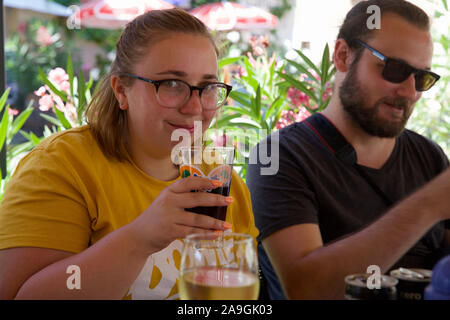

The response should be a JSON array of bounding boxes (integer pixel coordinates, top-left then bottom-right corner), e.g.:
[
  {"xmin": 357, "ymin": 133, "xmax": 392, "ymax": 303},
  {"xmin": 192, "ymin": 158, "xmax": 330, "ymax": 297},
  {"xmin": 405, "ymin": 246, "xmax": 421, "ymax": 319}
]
[{"xmin": 0, "ymin": 8, "xmax": 258, "ymax": 300}]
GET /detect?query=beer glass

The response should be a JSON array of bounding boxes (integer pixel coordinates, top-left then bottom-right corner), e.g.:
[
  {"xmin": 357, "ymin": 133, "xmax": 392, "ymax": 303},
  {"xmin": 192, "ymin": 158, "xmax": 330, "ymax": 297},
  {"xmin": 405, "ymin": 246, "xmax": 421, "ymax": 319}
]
[
  {"xmin": 179, "ymin": 146, "xmax": 234, "ymax": 221},
  {"xmin": 179, "ymin": 232, "xmax": 260, "ymax": 300}
]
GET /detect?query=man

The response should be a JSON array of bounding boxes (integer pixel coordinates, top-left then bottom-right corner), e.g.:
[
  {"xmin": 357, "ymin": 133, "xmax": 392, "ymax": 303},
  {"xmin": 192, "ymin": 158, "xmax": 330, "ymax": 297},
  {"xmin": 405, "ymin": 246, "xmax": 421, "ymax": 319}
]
[{"xmin": 247, "ymin": 0, "xmax": 450, "ymax": 300}]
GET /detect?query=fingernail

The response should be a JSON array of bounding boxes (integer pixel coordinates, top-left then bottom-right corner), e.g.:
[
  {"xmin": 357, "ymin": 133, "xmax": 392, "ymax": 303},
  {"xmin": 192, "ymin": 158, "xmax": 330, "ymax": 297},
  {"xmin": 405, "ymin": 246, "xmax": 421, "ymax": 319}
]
[
  {"xmin": 214, "ymin": 230, "xmax": 223, "ymax": 236},
  {"xmin": 223, "ymin": 222, "xmax": 232, "ymax": 229},
  {"xmin": 210, "ymin": 180, "xmax": 222, "ymax": 187},
  {"xmin": 225, "ymin": 197, "xmax": 234, "ymax": 204}
]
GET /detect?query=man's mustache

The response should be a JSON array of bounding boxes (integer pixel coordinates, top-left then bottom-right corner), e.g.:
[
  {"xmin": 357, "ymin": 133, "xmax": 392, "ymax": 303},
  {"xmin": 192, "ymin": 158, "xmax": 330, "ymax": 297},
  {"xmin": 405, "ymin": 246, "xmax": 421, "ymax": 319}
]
[{"xmin": 380, "ymin": 97, "xmax": 412, "ymax": 110}]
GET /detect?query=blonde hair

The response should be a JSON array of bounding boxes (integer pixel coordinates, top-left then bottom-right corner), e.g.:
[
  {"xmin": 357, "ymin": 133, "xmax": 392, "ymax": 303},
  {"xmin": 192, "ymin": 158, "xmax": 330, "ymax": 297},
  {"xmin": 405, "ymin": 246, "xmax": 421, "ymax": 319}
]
[{"xmin": 86, "ymin": 8, "xmax": 218, "ymax": 161}]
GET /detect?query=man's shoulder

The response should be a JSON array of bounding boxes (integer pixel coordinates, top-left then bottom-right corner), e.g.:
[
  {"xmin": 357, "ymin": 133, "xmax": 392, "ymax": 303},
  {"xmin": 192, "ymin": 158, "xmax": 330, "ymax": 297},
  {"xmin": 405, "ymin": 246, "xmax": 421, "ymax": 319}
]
[
  {"xmin": 399, "ymin": 129, "xmax": 449, "ymax": 168},
  {"xmin": 401, "ymin": 129, "xmax": 447, "ymax": 154}
]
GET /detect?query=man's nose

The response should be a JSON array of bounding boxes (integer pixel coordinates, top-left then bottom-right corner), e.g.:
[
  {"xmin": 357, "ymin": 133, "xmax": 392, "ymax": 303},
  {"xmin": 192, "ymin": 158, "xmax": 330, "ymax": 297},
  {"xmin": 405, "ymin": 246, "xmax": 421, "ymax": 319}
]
[{"xmin": 395, "ymin": 73, "xmax": 419, "ymax": 100}]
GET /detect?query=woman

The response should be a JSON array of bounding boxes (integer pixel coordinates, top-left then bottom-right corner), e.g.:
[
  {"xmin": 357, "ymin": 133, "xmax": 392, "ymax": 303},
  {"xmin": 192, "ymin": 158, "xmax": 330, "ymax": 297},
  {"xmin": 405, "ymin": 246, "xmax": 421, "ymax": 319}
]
[{"xmin": 0, "ymin": 8, "xmax": 258, "ymax": 299}]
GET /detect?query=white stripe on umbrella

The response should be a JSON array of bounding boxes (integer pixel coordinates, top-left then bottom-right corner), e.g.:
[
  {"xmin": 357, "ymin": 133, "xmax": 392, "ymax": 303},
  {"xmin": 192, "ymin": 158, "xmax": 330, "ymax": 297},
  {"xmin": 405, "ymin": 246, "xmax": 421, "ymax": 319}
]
[
  {"xmin": 77, "ymin": 0, "xmax": 174, "ymax": 29},
  {"xmin": 190, "ymin": 1, "xmax": 277, "ymax": 31}
]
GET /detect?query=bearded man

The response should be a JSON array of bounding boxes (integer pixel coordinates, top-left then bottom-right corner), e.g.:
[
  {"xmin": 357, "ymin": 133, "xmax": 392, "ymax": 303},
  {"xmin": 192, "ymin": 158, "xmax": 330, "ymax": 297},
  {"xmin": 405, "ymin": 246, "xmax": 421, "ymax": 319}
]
[{"xmin": 247, "ymin": 0, "xmax": 450, "ymax": 299}]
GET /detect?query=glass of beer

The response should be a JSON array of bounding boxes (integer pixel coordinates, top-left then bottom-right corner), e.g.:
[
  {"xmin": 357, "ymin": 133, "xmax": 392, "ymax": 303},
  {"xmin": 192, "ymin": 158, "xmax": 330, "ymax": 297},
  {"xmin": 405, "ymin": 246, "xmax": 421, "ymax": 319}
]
[
  {"xmin": 179, "ymin": 146, "xmax": 234, "ymax": 221},
  {"xmin": 179, "ymin": 232, "xmax": 260, "ymax": 300}
]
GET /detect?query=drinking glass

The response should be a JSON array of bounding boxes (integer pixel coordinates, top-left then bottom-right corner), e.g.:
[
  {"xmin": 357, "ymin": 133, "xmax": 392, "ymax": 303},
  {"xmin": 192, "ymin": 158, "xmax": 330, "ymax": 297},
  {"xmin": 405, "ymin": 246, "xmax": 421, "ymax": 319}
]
[
  {"xmin": 179, "ymin": 232, "xmax": 260, "ymax": 300},
  {"xmin": 179, "ymin": 146, "xmax": 234, "ymax": 221}
]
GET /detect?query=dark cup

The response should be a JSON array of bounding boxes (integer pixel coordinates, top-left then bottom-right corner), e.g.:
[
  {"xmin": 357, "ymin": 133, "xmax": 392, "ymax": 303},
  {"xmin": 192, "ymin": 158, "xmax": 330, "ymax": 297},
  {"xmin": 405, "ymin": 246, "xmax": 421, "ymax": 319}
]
[{"xmin": 179, "ymin": 146, "xmax": 234, "ymax": 221}]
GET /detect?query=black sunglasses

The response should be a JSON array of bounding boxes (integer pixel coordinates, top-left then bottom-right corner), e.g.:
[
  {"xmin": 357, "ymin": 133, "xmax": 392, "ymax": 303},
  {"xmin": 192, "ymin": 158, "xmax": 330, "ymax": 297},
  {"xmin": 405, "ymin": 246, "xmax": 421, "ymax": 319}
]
[{"xmin": 356, "ymin": 40, "xmax": 440, "ymax": 92}]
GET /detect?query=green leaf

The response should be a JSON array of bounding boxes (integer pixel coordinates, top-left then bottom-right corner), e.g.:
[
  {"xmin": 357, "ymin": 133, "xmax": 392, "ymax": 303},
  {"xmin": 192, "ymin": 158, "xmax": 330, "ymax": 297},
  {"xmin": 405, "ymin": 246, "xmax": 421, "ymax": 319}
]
[
  {"xmin": 295, "ymin": 49, "xmax": 321, "ymax": 76},
  {"xmin": 278, "ymin": 72, "xmax": 317, "ymax": 101},
  {"xmin": 228, "ymin": 117, "xmax": 262, "ymax": 129},
  {"xmin": 286, "ymin": 59, "xmax": 318, "ymax": 83},
  {"xmin": 54, "ymin": 107, "xmax": 72, "ymax": 130},
  {"xmin": 0, "ymin": 88, "xmax": 11, "ymax": 113},
  {"xmin": 266, "ymin": 96, "xmax": 285, "ymax": 120},
  {"xmin": 77, "ymin": 71, "xmax": 86, "ymax": 123},
  {"xmin": 442, "ymin": 0, "xmax": 448, "ymax": 11},
  {"xmin": 38, "ymin": 67, "xmax": 68, "ymax": 103},
  {"xmin": 40, "ymin": 113, "xmax": 62, "ymax": 127},
  {"xmin": 229, "ymin": 91, "xmax": 252, "ymax": 108},
  {"xmin": 0, "ymin": 105, "xmax": 9, "ymax": 150},
  {"xmin": 10, "ymin": 106, "xmax": 33, "ymax": 140},
  {"xmin": 67, "ymin": 54, "xmax": 74, "ymax": 98},
  {"xmin": 211, "ymin": 114, "xmax": 241, "ymax": 128},
  {"xmin": 20, "ymin": 130, "xmax": 42, "ymax": 146},
  {"xmin": 320, "ymin": 44, "xmax": 330, "ymax": 88},
  {"xmin": 218, "ymin": 56, "xmax": 243, "ymax": 69},
  {"xmin": 225, "ymin": 106, "xmax": 259, "ymax": 120},
  {"xmin": 254, "ymin": 86, "xmax": 261, "ymax": 121}
]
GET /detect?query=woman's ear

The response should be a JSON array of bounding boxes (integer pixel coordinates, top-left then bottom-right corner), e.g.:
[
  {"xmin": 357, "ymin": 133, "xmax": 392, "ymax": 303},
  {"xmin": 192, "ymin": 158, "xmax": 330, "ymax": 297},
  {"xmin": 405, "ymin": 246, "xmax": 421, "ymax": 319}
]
[
  {"xmin": 333, "ymin": 39, "xmax": 353, "ymax": 73},
  {"xmin": 111, "ymin": 75, "xmax": 129, "ymax": 110}
]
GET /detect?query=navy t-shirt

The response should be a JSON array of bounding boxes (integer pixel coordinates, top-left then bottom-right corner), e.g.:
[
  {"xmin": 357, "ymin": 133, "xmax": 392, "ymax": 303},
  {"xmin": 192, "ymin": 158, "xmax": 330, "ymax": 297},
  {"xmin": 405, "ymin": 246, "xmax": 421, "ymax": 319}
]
[{"xmin": 246, "ymin": 115, "xmax": 449, "ymax": 300}]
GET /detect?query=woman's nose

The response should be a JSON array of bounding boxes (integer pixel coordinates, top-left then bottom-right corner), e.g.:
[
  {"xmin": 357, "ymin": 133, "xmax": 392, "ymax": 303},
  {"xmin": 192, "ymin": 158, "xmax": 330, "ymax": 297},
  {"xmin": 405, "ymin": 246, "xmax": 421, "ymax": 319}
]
[{"xmin": 179, "ymin": 90, "xmax": 203, "ymax": 115}]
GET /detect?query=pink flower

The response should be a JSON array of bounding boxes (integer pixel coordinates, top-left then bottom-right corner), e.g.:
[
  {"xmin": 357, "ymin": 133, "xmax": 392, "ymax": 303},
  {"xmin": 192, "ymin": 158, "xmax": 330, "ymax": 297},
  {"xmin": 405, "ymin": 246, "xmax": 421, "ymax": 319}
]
[
  {"xmin": 36, "ymin": 26, "xmax": 53, "ymax": 46},
  {"xmin": 287, "ymin": 87, "xmax": 309, "ymax": 107},
  {"xmin": 276, "ymin": 107, "xmax": 311, "ymax": 130},
  {"xmin": 48, "ymin": 68, "xmax": 69, "ymax": 85},
  {"xmin": 38, "ymin": 94, "xmax": 54, "ymax": 111},
  {"xmin": 34, "ymin": 86, "xmax": 47, "ymax": 97},
  {"xmin": 213, "ymin": 134, "xmax": 230, "ymax": 147},
  {"xmin": 18, "ymin": 22, "xmax": 27, "ymax": 34},
  {"xmin": 8, "ymin": 108, "xmax": 19, "ymax": 116}
]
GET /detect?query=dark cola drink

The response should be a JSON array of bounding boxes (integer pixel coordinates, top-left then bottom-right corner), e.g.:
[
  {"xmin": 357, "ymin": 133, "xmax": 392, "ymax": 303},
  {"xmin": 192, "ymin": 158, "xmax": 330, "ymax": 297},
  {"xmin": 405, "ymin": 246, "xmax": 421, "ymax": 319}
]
[{"xmin": 186, "ymin": 186, "xmax": 230, "ymax": 221}]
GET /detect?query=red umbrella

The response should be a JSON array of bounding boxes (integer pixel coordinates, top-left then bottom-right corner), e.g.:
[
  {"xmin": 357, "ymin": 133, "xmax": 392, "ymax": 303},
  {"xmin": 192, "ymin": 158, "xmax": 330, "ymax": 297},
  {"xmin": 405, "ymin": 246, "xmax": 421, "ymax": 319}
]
[
  {"xmin": 77, "ymin": 0, "xmax": 174, "ymax": 29},
  {"xmin": 190, "ymin": 1, "xmax": 277, "ymax": 31}
]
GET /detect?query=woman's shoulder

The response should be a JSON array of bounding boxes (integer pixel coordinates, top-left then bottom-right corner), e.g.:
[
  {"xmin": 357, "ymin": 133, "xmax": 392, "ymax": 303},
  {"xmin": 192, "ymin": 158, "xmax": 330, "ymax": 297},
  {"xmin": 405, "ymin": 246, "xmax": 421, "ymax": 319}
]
[
  {"xmin": 34, "ymin": 125, "xmax": 96, "ymax": 152},
  {"xmin": 17, "ymin": 125, "xmax": 106, "ymax": 171}
]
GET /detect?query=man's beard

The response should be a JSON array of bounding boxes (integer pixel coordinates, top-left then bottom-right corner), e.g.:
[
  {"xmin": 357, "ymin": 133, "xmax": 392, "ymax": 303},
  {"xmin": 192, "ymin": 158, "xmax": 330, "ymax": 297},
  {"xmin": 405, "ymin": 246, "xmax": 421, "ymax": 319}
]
[{"xmin": 339, "ymin": 61, "xmax": 413, "ymax": 138}]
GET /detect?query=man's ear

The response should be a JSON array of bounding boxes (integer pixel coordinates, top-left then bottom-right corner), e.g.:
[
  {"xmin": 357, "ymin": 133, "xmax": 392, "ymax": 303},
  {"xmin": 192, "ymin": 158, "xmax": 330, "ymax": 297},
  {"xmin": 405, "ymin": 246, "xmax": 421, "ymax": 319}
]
[
  {"xmin": 333, "ymin": 39, "xmax": 354, "ymax": 73},
  {"xmin": 111, "ymin": 75, "xmax": 128, "ymax": 110}
]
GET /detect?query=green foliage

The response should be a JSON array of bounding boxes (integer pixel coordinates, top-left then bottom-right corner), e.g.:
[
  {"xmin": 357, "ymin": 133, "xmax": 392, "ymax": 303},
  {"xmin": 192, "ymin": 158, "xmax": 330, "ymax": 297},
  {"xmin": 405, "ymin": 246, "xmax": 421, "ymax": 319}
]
[
  {"xmin": 0, "ymin": 89, "xmax": 34, "ymax": 200},
  {"xmin": 211, "ymin": 41, "xmax": 334, "ymax": 179},
  {"xmin": 407, "ymin": 0, "xmax": 450, "ymax": 157},
  {"xmin": 5, "ymin": 18, "xmax": 78, "ymax": 110}
]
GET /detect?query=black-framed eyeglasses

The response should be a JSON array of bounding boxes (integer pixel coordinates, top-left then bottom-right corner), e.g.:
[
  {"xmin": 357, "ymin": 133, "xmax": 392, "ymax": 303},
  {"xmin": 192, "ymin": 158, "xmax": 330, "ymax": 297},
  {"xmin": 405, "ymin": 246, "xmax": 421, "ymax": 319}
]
[
  {"xmin": 356, "ymin": 40, "xmax": 440, "ymax": 92},
  {"xmin": 124, "ymin": 73, "xmax": 232, "ymax": 110}
]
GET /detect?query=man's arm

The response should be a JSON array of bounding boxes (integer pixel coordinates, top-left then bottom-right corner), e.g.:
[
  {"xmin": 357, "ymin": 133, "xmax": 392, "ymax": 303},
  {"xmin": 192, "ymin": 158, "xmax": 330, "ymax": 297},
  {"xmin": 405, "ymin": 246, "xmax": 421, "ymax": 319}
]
[{"xmin": 263, "ymin": 168, "xmax": 450, "ymax": 299}]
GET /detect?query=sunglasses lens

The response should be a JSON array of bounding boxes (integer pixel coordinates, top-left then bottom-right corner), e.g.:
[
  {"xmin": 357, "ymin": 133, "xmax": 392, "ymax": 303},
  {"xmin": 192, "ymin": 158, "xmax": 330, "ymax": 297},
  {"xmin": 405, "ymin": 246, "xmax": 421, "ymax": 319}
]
[
  {"xmin": 383, "ymin": 59, "xmax": 411, "ymax": 83},
  {"xmin": 415, "ymin": 71, "xmax": 437, "ymax": 91},
  {"xmin": 383, "ymin": 59, "xmax": 439, "ymax": 91}
]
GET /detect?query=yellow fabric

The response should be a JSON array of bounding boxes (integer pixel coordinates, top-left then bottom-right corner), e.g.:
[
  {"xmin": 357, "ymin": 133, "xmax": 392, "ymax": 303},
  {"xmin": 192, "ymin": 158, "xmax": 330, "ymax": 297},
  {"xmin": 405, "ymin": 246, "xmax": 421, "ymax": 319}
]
[{"xmin": 0, "ymin": 125, "xmax": 258, "ymax": 300}]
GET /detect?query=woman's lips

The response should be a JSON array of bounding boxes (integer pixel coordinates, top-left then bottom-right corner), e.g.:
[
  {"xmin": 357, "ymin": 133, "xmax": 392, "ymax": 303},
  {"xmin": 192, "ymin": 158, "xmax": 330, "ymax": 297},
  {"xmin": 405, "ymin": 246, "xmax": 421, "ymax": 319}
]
[{"xmin": 168, "ymin": 122, "xmax": 196, "ymax": 133}]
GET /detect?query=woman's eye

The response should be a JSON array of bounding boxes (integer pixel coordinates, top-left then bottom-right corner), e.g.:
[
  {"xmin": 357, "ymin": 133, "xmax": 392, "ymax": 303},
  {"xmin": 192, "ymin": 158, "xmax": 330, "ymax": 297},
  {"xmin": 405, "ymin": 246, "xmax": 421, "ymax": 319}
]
[{"xmin": 162, "ymin": 80, "xmax": 179, "ymax": 88}]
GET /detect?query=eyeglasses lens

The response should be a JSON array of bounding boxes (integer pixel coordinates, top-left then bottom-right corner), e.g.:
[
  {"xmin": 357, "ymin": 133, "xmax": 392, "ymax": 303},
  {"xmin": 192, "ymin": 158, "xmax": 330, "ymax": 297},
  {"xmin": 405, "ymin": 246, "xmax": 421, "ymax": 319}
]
[{"xmin": 157, "ymin": 80, "xmax": 227, "ymax": 109}]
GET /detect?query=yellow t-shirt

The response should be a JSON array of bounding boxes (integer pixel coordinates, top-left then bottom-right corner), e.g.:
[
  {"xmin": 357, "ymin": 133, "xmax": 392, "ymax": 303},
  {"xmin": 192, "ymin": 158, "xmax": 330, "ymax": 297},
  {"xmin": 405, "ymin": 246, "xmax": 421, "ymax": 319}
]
[{"xmin": 0, "ymin": 125, "xmax": 259, "ymax": 300}]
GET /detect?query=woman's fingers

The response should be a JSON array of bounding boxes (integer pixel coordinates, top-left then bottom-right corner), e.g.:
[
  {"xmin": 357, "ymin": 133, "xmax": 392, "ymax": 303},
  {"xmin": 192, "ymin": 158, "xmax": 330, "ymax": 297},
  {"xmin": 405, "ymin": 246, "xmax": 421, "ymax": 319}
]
[
  {"xmin": 174, "ymin": 209, "xmax": 232, "ymax": 231},
  {"xmin": 169, "ymin": 176, "xmax": 222, "ymax": 193},
  {"xmin": 173, "ymin": 191, "xmax": 233, "ymax": 209}
]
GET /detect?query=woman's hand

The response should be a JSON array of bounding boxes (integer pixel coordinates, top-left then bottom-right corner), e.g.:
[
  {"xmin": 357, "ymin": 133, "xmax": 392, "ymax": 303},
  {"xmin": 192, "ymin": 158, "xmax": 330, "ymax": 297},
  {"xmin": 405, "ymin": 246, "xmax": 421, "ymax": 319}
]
[{"xmin": 128, "ymin": 176, "xmax": 233, "ymax": 255}]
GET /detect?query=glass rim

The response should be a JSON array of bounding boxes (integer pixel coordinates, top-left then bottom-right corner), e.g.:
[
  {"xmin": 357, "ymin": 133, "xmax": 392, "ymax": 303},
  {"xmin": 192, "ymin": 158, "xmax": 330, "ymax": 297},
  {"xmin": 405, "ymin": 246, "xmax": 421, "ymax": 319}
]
[{"xmin": 183, "ymin": 232, "xmax": 253, "ymax": 245}]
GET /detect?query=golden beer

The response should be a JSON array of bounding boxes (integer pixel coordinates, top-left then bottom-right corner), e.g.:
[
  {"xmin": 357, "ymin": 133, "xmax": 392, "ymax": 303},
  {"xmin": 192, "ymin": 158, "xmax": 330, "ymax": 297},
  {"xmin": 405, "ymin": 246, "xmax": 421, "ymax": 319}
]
[{"xmin": 179, "ymin": 267, "xmax": 260, "ymax": 300}]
